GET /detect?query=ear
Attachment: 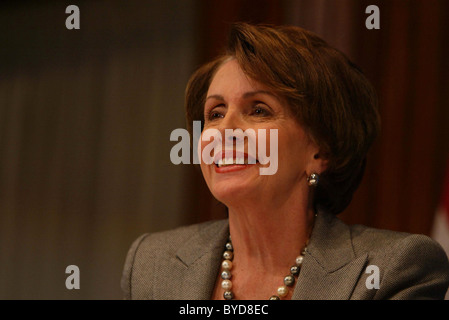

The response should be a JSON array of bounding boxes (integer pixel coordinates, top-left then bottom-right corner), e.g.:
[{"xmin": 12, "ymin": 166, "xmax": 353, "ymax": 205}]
[{"xmin": 307, "ymin": 148, "xmax": 329, "ymax": 175}]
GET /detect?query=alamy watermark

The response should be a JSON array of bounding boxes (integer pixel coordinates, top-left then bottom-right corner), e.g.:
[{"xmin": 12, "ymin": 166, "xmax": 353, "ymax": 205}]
[
  {"xmin": 65, "ymin": 5, "xmax": 80, "ymax": 30},
  {"xmin": 63, "ymin": 4, "xmax": 379, "ymax": 32},
  {"xmin": 65, "ymin": 265, "xmax": 80, "ymax": 290},
  {"xmin": 366, "ymin": 5, "xmax": 380, "ymax": 30},
  {"xmin": 170, "ymin": 121, "xmax": 278, "ymax": 175},
  {"xmin": 365, "ymin": 265, "xmax": 380, "ymax": 289}
]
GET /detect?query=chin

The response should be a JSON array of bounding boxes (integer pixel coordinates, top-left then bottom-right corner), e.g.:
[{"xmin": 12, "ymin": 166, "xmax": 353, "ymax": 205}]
[
  {"xmin": 208, "ymin": 177, "xmax": 259, "ymax": 206},
  {"xmin": 212, "ymin": 187, "xmax": 251, "ymax": 206},
  {"xmin": 202, "ymin": 162, "xmax": 264, "ymax": 204}
]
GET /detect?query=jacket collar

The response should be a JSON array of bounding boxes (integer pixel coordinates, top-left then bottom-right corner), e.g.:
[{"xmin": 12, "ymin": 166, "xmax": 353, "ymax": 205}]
[
  {"xmin": 174, "ymin": 212, "xmax": 367, "ymax": 300},
  {"xmin": 174, "ymin": 220, "xmax": 229, "ymax": 299},
  {"xmin": 292, "ymin": 210, "xmax": 368, "ymax": 299},
  {"xmin": 176, "ymin": 220, "xmax": 229, "ymax": 267},
  {"xmin": 306, "ymin": 209, "xmax": 357, "ymax": 272}
]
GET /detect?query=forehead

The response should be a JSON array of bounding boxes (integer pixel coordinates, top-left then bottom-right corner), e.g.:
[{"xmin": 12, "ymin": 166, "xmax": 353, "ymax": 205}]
[{"xmin": 207, "ymin": 59, "xmax": 263, "ymax": 96}]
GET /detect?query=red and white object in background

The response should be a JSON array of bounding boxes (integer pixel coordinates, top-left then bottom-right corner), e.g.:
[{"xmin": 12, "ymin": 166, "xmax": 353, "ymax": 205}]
[{"xmin": 431, "ymin": 161, "xmax": 449, "ymax": 300}]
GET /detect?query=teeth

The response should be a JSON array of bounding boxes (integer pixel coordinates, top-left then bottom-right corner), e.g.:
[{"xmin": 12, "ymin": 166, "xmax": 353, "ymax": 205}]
[
  {"xmin": 217, "ymin": 157, "xmax": 247, "ymax": 167},
  {"xmin": 235, "ymin": 157, "xmax": 245, "ymax": 165}
]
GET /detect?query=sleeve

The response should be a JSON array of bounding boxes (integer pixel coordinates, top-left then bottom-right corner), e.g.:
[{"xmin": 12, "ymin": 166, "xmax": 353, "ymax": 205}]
[
  {"xmin": 374, "ymin": 234, "xmax": 449, "ymax": 300},
  {"xmin": 120, "ymin": 233, "xmax": 150, "ymax": 300}
]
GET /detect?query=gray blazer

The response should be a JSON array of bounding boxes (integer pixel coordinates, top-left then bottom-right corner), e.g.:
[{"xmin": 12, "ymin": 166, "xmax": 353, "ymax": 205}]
[{"xmin": 121, "ymin": 211, "xmax": 449, "ymax": 299}]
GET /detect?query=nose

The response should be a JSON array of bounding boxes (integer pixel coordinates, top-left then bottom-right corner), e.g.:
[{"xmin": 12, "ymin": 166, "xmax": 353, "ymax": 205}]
[
  {"xmin": 217, "ymin": 106, "xmax": 244, "ymax": 145},
  {"xmin": 217, "ymin": 105, "xmax": 245, "ymax": 133},
  {"xmin": 217, "ymin": 106, "xmax": 252, "ymax": 155}
]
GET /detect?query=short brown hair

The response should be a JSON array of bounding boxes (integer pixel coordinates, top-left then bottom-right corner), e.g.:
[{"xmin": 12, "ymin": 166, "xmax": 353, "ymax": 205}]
[{"xmin": 185, "ymin": 23, "xmax": 380, "ymax": 215}]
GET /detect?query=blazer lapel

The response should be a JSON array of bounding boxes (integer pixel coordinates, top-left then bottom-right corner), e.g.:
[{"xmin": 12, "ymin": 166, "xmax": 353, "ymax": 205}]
[
  {"xmin": 172, "ymin": 220, "xmax": 229, "ymax": 299},
  {"xmin": 292, "ymin": 211, "xmax": 368, "ymax": 300}
]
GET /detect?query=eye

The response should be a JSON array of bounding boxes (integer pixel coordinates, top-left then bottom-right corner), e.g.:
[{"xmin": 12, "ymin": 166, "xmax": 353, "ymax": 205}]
[
  {"xmin": 251, "ymin": 104, "xmax": 271, "ymax": 117},
  {"xmin": 209, "ymin": 111, "xmax": 223, "ymax": 119},
  {"xmin": 205, "ymin": 105, "xmax": 225, "ymax": 121}
]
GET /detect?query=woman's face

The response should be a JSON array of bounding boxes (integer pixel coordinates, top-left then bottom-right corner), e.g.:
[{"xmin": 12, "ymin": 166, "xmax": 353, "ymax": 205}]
[{"xmin": 199, "ymin": 59, "xmax": 323, "ymax": 207}]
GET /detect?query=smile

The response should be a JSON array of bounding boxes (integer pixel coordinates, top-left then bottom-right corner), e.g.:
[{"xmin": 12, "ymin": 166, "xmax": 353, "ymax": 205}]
[
  {"xmin": 214, "ymin": 151, "xmax": 258, "ymax": 168},
  {"xmin": 216, "ymin": 157, "xmax": 255, "ymax": 167},
  {"xmin": 213, "ymin": 151, "xmax": 258, "ymax": 173}
]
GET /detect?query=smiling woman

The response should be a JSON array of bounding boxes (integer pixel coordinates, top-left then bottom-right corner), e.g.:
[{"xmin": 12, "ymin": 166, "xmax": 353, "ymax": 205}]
[{"xmin": 121, "ymin": 23, "xmax": 449, "ymax": 300}]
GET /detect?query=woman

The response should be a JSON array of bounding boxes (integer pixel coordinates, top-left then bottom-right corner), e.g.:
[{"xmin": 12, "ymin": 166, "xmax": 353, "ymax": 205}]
[{"xmin": 121, "ymin": 23, "xmax": 449, "ymax": 300}]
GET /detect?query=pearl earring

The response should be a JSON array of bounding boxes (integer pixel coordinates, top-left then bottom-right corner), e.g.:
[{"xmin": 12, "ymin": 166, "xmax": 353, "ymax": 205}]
[{"xmin": 307, "ymin": 173, "xmax": 319, "ymax": 187}]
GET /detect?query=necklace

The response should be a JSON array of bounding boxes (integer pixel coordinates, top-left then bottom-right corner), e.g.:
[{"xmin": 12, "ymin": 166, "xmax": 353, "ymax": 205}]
[{"xmin": 220, "ymin": 235, "xmax": 308, "ymax": 300}]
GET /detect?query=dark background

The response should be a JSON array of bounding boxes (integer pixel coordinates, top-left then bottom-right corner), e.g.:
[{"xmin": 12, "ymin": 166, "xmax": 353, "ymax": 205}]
[{"xmin": 1, "ymin": 0, "xmax": 448, "ymax": 299}]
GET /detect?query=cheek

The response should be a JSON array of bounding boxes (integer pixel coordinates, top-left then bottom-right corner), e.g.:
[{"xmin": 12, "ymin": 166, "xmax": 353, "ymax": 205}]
[
  {"xmin": 198, "ymin": 140, "xmax": 212, "ymax": 182},
  {"xmin": 197, "ymin": 135, "xmax": 203, "ymax": 164},
  {"xmin": 199, "ymin": 162, "xmax": 209, "ymax": 181},
  {"xmin": 276, "ymin": 128, "xmax": 309, "ymax": 165},
  {"xmin": 198, "ymin": 130, "xmax": 222, "ymax": 166}
]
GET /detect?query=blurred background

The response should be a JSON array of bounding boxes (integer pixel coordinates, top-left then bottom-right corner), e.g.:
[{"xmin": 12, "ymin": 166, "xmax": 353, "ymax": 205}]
[{"xmin": 1, "ymin": 0, "xmax": 448, "ymax": 299}]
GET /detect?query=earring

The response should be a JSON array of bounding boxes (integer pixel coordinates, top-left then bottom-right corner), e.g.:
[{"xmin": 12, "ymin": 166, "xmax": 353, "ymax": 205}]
[{"xmin": 307, "ymin": 173, "xmax": 319, "ymax": 187}]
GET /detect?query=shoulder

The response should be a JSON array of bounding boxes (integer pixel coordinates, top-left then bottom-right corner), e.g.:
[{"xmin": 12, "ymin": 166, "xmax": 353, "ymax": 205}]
[
  {"xmin": 348, "ymin": 223, "xmax": 449, "ymax": 299},
  {"xmin": 134, "ymin": 219, "xmax": 227, "ymax": 253},
  {"xmin": 308, "ymin": 211, "xmax": 449, "ymax": 299},
  {"xmin": 349, "ymin": 223, "xmax": 434, "ymax": 253},
  {"xmin": 349, "ymin": 222, "xmax": 447, "ymax": 261}
]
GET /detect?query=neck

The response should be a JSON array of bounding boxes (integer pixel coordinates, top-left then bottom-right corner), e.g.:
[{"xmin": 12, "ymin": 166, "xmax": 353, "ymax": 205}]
[{"xmin": 226, "ymin": 191, "xmax": 316, "ymax": 275}]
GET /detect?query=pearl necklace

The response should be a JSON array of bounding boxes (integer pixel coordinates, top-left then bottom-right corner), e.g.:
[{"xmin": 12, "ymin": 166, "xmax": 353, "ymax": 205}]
[{"xmin": 220, "ymin": 235, "xmax": 307, "ymax": 300}]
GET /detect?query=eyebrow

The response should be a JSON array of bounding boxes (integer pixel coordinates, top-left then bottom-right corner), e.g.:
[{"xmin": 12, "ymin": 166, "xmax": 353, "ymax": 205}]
[{"xmin": 205, "ymin": 90, "xmax": 278, "ymax": 102}]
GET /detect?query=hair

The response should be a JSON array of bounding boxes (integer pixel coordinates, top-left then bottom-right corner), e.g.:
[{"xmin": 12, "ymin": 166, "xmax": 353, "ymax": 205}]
[{"xmin": 185, "ymin": 23, "xmax": 380, "ymax": 215}]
